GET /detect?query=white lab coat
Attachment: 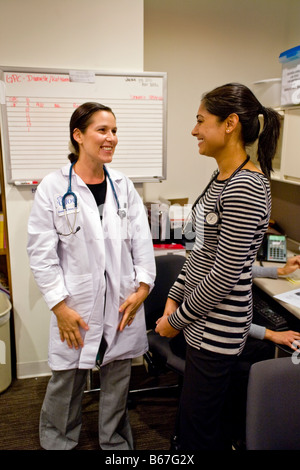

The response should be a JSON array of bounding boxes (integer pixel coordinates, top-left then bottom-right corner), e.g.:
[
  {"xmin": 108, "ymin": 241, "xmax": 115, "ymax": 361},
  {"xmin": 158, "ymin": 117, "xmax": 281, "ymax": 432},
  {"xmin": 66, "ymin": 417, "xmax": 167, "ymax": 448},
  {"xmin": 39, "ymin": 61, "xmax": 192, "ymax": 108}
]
[{"xmin": 27, "ymin": 164, "xmax": 156, "ymax": 370}]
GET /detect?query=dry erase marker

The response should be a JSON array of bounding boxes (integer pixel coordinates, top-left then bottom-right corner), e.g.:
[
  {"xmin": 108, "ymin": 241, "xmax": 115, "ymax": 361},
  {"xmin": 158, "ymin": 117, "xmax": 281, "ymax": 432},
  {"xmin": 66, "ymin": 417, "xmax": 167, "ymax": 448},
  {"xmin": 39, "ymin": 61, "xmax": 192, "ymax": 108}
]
[{"xmin": 14, "ymin": 180, "xmax": 39, "ymax": 185}]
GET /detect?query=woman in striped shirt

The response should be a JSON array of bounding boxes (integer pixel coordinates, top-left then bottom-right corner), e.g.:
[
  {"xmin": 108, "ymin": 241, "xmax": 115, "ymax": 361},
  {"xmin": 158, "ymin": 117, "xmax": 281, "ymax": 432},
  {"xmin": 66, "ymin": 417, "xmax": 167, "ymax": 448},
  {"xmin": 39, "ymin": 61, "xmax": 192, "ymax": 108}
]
[{"xmin": 155, "ymin": 83, "xmax": 281, "ymax": 450}]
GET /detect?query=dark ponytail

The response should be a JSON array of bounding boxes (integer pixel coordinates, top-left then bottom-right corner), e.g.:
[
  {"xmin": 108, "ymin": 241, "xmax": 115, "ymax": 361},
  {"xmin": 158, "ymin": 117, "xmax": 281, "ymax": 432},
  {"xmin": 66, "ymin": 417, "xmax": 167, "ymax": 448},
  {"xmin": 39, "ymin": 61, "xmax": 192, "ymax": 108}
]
[
  {"xmin": 68, "ymin": 102, "xmax": 116, "ymax": 163},
  {"xmin": 202, "ymin": 83, "xmax": 281, "ymax": 177},
  {"xmin": 257, "ymin": 107, "xmax": 280, "ymax": 177}
]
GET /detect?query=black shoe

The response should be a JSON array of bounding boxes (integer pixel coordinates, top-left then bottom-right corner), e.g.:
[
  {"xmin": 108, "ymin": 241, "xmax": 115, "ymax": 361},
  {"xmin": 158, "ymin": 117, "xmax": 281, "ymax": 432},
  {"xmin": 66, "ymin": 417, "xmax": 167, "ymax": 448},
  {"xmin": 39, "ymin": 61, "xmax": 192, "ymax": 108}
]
[{"xmin": 232, "ymin": 439, "xmax": 246, "ymax": 451}]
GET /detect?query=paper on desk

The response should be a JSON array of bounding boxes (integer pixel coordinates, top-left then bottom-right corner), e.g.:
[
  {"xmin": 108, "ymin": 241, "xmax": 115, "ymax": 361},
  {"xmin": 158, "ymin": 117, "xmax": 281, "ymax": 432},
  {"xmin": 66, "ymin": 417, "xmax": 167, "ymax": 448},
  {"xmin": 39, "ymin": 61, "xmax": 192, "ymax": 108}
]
[
  {"xmin": 286, "ymin": 277, "xmax": 300, "ymax": 285},
  {"xmin": 286, "ymin": 270, "xmax": 300, "ymax": 285},
  {"xmin": 274, "ymin": 288, "xmax": 300, "ymax": 308}
]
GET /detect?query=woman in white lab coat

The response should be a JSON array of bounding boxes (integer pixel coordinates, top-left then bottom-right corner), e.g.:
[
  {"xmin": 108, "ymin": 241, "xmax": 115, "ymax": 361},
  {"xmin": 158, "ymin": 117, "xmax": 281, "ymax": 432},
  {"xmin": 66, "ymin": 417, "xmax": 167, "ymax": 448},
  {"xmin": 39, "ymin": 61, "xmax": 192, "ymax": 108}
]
[{"xmin": 27, "ymin": 102, "xmax": 156, "ymax": 450}]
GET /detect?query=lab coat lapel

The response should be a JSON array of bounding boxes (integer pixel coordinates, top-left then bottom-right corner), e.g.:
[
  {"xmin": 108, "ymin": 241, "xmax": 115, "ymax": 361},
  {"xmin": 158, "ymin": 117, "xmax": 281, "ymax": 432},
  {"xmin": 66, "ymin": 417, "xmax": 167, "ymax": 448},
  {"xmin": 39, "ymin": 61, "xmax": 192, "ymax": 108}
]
[{"xmin": 102, "ymin": 175, "xmax": 122, "ymax": 275}]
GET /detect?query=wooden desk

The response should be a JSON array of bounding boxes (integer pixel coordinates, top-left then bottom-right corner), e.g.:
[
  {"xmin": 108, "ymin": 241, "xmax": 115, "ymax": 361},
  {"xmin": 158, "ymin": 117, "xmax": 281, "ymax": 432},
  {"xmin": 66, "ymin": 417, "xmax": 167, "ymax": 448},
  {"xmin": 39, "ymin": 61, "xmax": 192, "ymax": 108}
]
[{"xmin": 253, "ymin": 254, "xmax": 300, "ymax": 321}]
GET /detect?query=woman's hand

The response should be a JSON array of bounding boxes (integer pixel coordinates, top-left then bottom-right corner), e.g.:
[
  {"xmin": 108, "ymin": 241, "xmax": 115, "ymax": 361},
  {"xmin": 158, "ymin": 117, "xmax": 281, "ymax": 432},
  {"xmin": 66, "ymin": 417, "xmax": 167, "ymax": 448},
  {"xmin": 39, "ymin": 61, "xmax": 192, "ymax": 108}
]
[
  {"xmin": 52, "ymin": 300, "xmax": 89, "ymax": 349},
  {"xmin": 278, "ymin": 255, "xmax": 300, "ymax": 276},
  {"xmin": 265, "ymin": 329, "xmax": 300, "ymax": 350},
  {"xmin": 155, "ymin": 297, "xmax": 180, "ymax": 337},
  {"xmin": 155, "ymin": 314, "xmax": 180, "ymax": 338},
  {"xmin": 118, "ymin": 282, "xmax": 150, "ymax": 331}
]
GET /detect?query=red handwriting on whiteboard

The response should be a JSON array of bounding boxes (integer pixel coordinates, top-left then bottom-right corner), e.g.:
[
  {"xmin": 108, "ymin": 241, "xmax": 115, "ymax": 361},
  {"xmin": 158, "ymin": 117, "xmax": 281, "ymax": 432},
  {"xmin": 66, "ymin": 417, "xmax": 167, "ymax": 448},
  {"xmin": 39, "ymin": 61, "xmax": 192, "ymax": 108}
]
[
  {"xmin": 5, "ymin": 73, "xmax": 70, "ymax": 84},
  {"xmin": 25, "ymin": 98, "xmax": 31, "ymax": 131},
  {"xmin": 131, "ymin": 95, "xmax": 146, "ymax": 100},
  {"xmin": 130, "ymin": 95, "xmax": 162, "ymax": 101},
  {"xmin": 8, "ymin": 96, "xmax": 18, "ymax": 107},
  {"xmin": 26, "ymin": 74, "xmax": 48, "ymax": 82},
  {"xmin": 49, "ymin": 75, "xmax": 70, "ymax": 83},
  {"xmin": 5, "ymin": 74, "xmax": 22, "ymax": 83}
]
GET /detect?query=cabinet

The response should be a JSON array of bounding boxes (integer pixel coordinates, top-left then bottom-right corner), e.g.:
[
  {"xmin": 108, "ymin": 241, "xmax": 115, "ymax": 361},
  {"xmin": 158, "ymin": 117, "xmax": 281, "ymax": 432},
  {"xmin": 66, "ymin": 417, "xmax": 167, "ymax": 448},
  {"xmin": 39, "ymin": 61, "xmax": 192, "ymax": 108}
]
[
  {"xmin": 280, "ymin": 107, "xmax": 300, "ymax": 183},
  {"xmin": 0, "ymin": 133, "xmax": 12, "ymax": 297},
  {"xmin": 0, "ymin": 133, "xmax": 15, "ymax": 379},
  {"xmin": 248, "ymin": 105, "xmax": 300, "ymax": 185}
]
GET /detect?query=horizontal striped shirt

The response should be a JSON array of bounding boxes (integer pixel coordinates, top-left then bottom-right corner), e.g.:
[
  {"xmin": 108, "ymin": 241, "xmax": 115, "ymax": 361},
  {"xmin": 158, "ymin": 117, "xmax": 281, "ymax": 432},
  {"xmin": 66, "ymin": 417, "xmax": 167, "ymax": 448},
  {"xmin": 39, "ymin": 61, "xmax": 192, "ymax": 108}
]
[{"xmin": 168, "ymin": 169, "xmax": 271, "ymax": 356}]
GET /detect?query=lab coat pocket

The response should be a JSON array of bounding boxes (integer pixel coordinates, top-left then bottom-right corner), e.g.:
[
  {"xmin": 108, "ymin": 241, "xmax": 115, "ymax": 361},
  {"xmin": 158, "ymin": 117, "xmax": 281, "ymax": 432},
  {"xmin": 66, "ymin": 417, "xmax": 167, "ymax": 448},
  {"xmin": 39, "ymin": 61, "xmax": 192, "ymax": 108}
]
[
  {"xmin": 119, "ymin": 274, "xmax": 136, "ymax": 304},
  {"xmin": 49, "ymin": 314, "xmax": 82, "ymax": 370},
  {"xmin": 64, "ymin": 273, "xmax": 94, "ymax": 322}
]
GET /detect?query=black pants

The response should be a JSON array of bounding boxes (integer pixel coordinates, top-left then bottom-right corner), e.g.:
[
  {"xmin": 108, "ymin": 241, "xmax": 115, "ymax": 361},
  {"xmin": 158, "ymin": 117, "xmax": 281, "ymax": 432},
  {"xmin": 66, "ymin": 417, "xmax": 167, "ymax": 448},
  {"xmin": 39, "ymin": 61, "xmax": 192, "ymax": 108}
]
[
  {"xmin": 171, "ymin": 335, "xmax": 275, "ymax": 450},
  {"xmin": 177, "ymin": 346, "xmax": 238, "ymax": 451}
]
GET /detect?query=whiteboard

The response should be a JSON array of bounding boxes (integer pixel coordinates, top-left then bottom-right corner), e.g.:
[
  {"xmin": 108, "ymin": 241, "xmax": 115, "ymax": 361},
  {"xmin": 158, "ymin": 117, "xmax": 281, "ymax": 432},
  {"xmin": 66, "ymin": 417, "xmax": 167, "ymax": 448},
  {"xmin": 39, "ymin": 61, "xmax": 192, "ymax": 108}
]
[{"xmin": 0, "ymin": 67, "xmax": 167, "ymax": 184}]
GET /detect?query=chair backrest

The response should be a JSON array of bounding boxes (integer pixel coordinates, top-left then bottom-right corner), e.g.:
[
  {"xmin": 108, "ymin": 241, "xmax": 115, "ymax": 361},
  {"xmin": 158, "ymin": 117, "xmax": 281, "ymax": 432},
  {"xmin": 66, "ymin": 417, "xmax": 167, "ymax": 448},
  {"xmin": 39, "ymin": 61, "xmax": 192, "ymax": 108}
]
[
  {"xmin": 144, "ymin": 254, "xmax": 186, "ymax": 329},
  {"xmin": 246, "ymin": 356, "xmax": 300, "ymax": 450}
]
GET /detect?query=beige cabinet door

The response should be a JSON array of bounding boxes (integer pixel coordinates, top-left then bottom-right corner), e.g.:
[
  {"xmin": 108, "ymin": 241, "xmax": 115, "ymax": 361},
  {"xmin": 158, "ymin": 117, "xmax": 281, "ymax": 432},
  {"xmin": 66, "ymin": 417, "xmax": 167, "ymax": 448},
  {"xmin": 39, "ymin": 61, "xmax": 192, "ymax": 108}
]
[{"xmin": 281, "ymin": 107, "xmax": 300, "ymax": 183}]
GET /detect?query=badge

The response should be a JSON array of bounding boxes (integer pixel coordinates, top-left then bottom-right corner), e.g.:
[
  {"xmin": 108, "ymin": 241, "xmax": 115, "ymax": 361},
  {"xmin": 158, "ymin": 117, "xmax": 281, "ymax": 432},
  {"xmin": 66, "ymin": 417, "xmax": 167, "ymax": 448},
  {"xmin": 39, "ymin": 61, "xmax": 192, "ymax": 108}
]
[{"xmin": 55, "ymin": 193, "xmax": 79, "ymax": 216}]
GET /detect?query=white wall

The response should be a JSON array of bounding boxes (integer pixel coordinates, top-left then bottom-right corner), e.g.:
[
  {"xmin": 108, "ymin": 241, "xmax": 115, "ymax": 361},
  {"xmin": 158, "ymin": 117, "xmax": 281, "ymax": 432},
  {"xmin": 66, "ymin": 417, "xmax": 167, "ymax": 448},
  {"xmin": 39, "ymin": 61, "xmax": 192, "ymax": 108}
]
[
  {"xmin": 143, "ymin": 0, "xmax": 300, "ymax": 204},
  {"xmin": 0, "ymin": 0, "xmax": 144, "ymax": 378},
  {"xmin": 1, "ymin": 0, "xmax": 300, "ymax": 378}
]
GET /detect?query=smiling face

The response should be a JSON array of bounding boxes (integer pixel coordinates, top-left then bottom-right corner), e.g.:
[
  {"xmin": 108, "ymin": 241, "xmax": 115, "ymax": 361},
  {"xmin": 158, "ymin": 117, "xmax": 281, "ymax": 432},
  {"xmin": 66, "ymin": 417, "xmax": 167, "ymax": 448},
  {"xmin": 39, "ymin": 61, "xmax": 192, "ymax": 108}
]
[
  {"xmin": 73, "ymin": 110, "xmax": 118, "ymax": 166},
  {"xmin": 191, "ymin": 102, "xmax": 227, "ymax": 158}
]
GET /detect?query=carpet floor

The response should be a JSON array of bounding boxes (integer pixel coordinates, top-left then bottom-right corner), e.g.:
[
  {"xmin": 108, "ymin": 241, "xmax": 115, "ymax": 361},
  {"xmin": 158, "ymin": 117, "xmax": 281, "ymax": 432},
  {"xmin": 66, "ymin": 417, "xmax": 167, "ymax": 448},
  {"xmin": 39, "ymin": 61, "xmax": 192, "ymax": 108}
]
[{"xmin": 0, "ymin": 365, "xmax": 180, "ymax": 451}]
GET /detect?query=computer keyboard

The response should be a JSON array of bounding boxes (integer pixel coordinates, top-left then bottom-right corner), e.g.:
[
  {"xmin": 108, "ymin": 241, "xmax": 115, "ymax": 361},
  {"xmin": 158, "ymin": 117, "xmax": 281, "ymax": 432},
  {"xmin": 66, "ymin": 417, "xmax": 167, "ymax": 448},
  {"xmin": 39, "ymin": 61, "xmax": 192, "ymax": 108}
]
[{"xmin": 252, "ymin": 289, "xmax": 288, "ymax": 330}]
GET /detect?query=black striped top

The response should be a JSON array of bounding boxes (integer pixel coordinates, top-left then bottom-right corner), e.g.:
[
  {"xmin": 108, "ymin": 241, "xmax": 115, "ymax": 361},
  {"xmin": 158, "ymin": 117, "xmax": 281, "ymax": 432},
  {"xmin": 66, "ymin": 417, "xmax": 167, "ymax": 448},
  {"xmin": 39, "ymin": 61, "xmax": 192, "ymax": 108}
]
[{"xmin": 168, "ymin": 169, "xmax": 271, "ymax": 356}]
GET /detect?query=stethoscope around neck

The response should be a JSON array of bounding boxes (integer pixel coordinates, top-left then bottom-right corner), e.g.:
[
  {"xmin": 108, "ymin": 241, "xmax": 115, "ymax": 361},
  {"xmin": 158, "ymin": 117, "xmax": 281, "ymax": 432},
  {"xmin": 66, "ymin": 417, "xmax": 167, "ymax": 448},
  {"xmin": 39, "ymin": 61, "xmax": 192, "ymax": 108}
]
[
  {"xmin": 184, "ymin": 156, "xmax": 250, "ymax": 233},
  {"xmin": 58, "ymin": 162, "xmax": 126, "ymax": 236}
]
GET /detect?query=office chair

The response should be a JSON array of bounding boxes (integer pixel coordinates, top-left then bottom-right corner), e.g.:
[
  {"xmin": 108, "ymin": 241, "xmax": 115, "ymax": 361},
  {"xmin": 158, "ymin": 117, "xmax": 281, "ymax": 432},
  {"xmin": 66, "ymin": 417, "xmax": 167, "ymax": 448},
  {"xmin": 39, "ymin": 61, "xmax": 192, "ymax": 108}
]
[
  {"xmin": 246, "ymin": 356, "xmax": 300, "ymax": 450},
  {"xmin": 143, "ymin": 254, "xmax": 186, "ymax": 380}
]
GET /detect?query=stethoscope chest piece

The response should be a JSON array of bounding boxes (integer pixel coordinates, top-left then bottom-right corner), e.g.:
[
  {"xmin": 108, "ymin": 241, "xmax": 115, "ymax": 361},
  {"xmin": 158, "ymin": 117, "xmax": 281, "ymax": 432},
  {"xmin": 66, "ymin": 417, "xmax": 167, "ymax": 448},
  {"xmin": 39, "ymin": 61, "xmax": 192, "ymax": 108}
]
[
  {"xmin": 205, "ymin": 211, "xmax": 219, "ymax": 226},
  {"xmin": 117, "ymin": 209, "xmax": 127, "ymax": 219}
]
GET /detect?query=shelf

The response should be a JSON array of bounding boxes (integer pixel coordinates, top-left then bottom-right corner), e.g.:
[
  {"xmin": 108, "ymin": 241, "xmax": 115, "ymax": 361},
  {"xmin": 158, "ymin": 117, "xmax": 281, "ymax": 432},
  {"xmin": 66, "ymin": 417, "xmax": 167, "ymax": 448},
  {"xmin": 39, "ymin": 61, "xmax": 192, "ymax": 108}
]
[{"xmin": 249, "ymin": 105, "xmax": 300, "ymax": 186}]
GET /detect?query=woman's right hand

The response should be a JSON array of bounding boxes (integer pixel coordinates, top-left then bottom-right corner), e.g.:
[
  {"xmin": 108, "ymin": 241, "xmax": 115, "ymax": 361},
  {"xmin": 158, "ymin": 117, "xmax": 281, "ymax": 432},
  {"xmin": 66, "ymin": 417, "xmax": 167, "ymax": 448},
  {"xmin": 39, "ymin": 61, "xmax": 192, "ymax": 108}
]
[
  {"xmin": 156, "ymin": 298, "xmax": 179, "ymax": 326},
  {"xmin": 278, "ymin": 255, "xmax": 300, "ymax": 276},
  {"xmin": 52, "ymin": 301, "xmax": 89, "ymax": 349}
]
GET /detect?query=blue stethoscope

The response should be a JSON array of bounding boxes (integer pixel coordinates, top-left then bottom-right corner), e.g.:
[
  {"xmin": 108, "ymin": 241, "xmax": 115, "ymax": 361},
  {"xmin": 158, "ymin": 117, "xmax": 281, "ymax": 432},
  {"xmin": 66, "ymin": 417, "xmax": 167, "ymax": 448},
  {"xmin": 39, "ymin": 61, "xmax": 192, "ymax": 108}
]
[{"xmin": 59, "ymin": 162, "xmax": 126, "ymax": 236}]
